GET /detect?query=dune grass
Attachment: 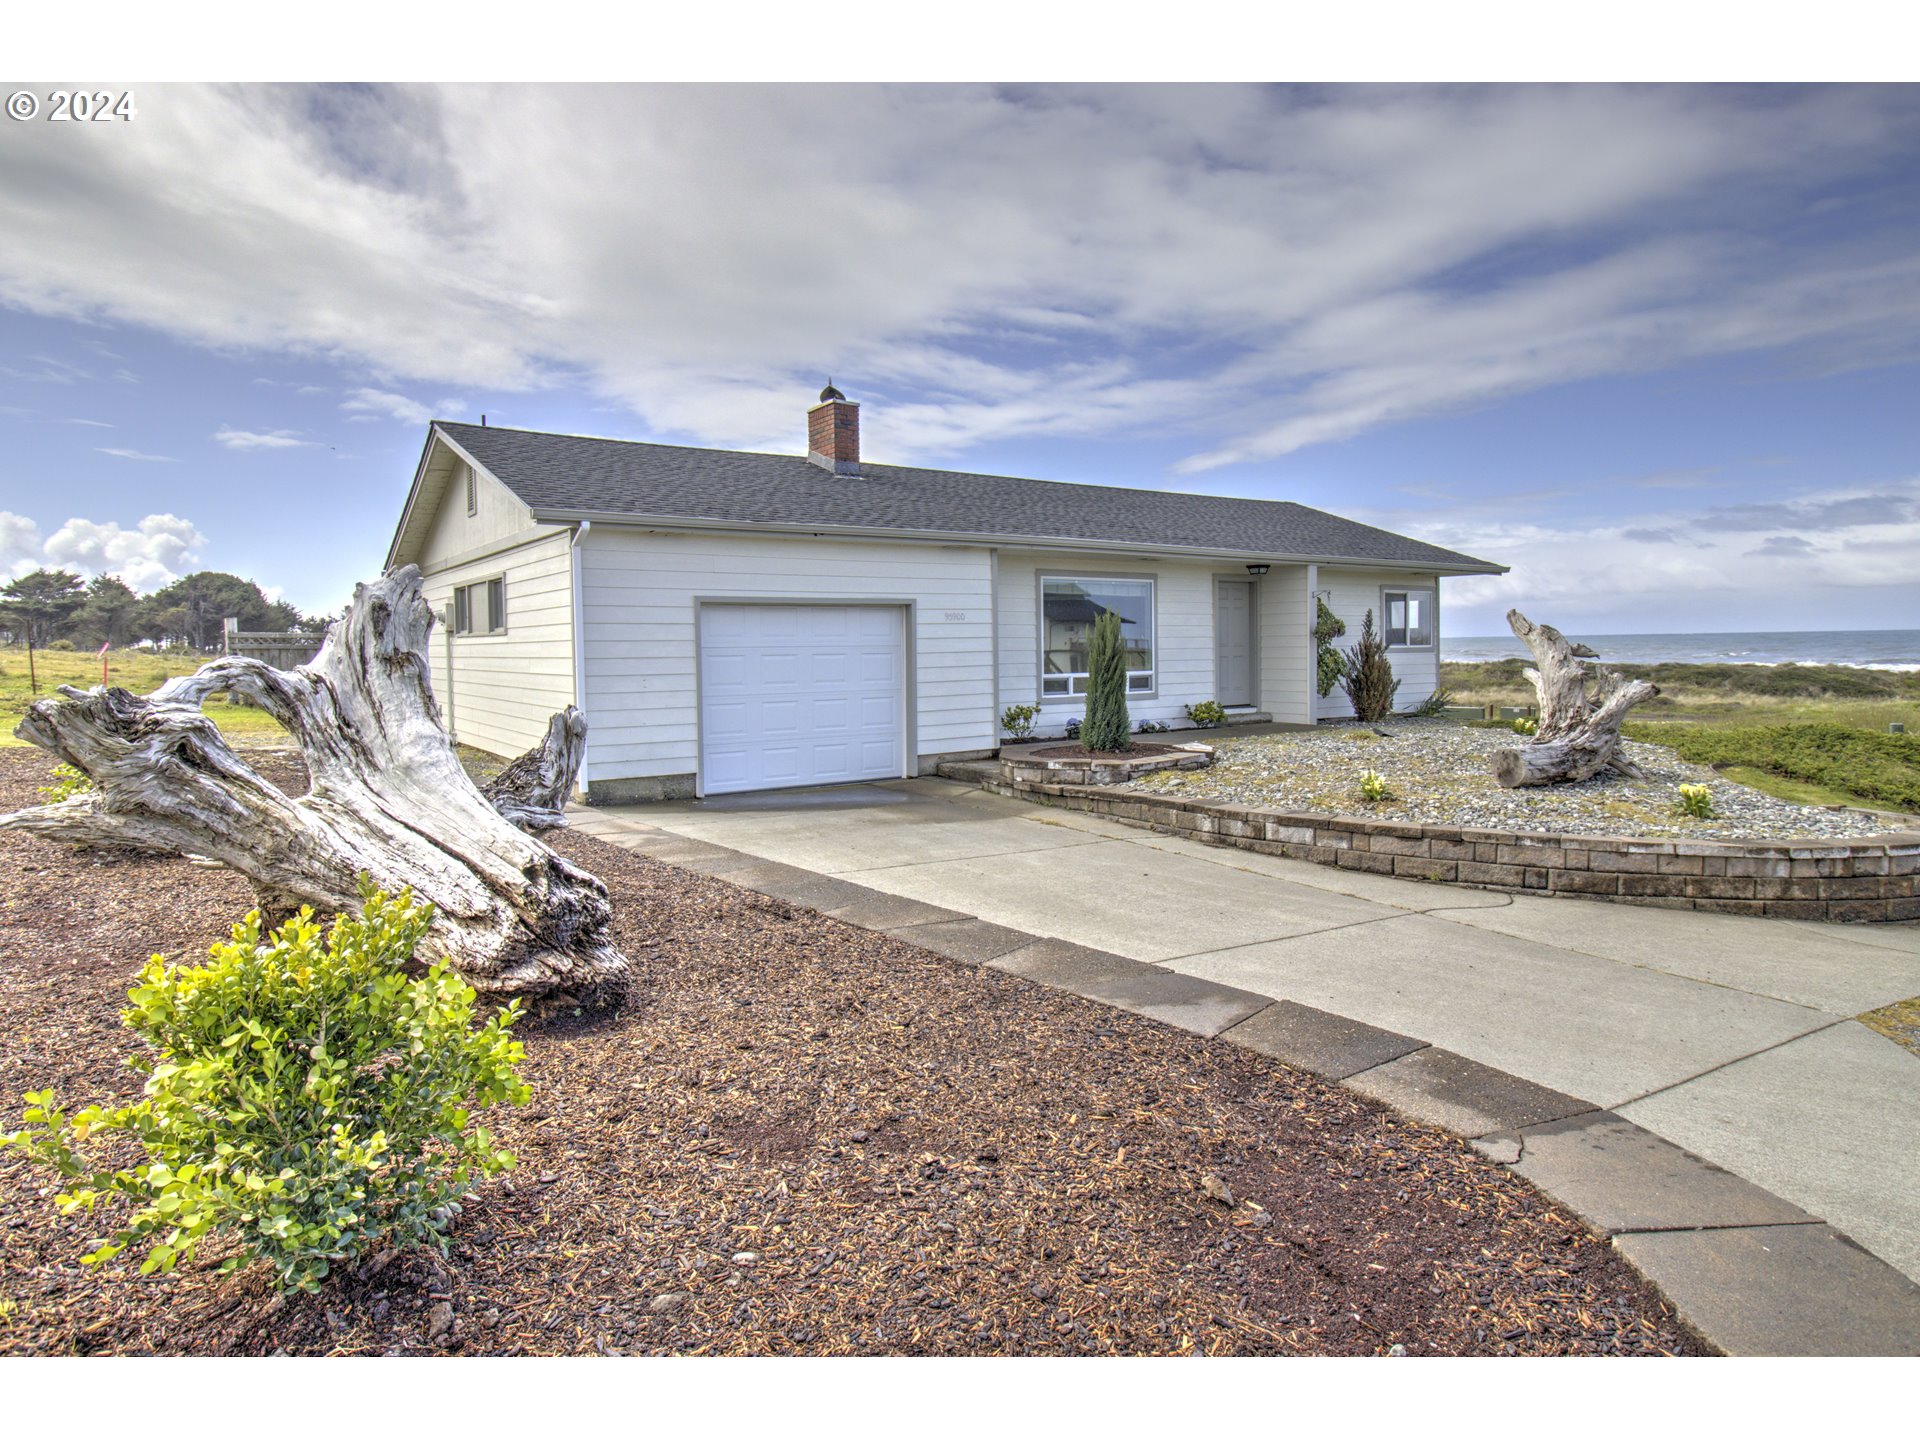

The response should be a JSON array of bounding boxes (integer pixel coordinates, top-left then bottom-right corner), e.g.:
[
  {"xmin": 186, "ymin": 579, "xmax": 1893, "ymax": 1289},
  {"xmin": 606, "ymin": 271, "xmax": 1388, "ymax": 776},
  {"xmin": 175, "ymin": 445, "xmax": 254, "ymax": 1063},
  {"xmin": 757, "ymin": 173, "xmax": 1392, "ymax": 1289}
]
[
  {"xmin": 0, "ymin": 645, "xmax": 288, "ymax": 749},
  {"xmin": 1440, "ymin": 659, "xmax": 1920, "ymax": 815}
]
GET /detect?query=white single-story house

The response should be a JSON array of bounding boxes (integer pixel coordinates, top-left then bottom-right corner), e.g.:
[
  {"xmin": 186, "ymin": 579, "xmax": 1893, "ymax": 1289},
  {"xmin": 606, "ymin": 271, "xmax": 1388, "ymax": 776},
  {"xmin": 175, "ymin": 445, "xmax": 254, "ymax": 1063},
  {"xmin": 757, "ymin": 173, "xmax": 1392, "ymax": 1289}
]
[{"xmin": 384, "ymin": 388, "xmax": 1505, "ymax": 802}]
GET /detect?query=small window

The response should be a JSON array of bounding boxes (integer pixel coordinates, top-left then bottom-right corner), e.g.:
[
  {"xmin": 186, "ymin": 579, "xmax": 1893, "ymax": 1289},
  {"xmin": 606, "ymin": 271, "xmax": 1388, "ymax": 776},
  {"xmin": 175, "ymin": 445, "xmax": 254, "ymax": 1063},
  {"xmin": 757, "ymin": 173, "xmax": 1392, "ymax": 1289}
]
[
  {"xmin": 1383, "ymin": 588, "xmax": 1434, "ymax": 648},
  {"xmin": 464, "ymin": 465, "xmax": 477, "ymax": 516},
  {"xmin": 1041, "ymin": 575, "xmax": 1154, "ymax": 697},
  {"xmin": 452, "ymin": 579, "xmax": 505, "ymax": 636}
]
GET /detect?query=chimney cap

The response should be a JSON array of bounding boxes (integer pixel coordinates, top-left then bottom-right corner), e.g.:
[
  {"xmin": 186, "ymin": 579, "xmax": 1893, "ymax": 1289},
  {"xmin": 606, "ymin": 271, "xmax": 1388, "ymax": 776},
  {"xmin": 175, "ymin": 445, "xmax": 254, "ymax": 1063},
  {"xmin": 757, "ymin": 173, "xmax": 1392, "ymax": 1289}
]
[{"xmin": 819, "ymin": 380, "xmax": 847, "ymax": 402}]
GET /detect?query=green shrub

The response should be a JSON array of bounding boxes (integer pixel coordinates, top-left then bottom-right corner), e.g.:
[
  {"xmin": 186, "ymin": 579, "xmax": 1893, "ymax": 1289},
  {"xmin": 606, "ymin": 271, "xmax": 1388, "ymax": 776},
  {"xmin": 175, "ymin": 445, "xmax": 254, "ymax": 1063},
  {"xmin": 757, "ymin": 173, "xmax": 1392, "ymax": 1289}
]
[
  {"xmin": 1412, "ymin": 688, "xmax": 1455, "ymax": 718},
  {"xmin": 1079, "ymin": 610, "xmax": 1131, "ymax": 752},
  {"xmin": 1676, "ymin": 783, "xmax": 1714, "ymax": 819},
  {"xmin": 1000, "ymin": 703, "xmax": 1038, "ymax": 742},
  {"xmin": 1313, "ymin": 599, "xmax": 1348, "ymax": 699},
  {"xmin": 1357, "ymin": 770, "xmax": 1393, "ymax": 803},
  {"xmin": 47, "ymin": 639, "xmax": 76, "ymax": 652},
  {"xmin": 1185, "ymin": 699, "xmax": 1227, "ymax": 728},
  {"xmin": 1340, "ymin": 610, "xmax": 1400, "ymax": 722},
  {"xmin": 39, "ymin": 762, "xmax": 93, "ymax": 803},
  {"xmin": 4, "ymin": 883, "xmax": 529, "ymax": 1293},
  {"xmin": 1627, "ymin": 722, "xmax": 1920, "ymax": 812}
]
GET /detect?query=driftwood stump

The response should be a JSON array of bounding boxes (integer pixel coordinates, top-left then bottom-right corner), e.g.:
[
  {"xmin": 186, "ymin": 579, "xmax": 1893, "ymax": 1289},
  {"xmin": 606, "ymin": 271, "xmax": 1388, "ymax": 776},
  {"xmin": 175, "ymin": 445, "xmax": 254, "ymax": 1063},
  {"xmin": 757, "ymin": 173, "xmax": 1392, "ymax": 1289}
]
[
  {"xmin": 0, "ymin": 566, "xmax": 630, "ymax": 1008},
  {"xmin": 485, "ymin": 706, "xmax": 587, "ymax": 831},
  {"xmin": 1492, "ymin": 609, "xmax": 1658, "ymax": 788}
]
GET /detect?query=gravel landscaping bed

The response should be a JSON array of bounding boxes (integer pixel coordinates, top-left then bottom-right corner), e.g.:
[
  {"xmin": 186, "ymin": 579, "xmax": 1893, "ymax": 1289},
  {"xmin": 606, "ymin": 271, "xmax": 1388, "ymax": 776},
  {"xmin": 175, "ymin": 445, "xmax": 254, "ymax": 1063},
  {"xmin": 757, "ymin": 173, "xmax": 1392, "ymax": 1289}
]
[
  {"xmin": 0, "ymin": 747, "xmax": 1706, "ymax": 1356},
  {"xmin": 1131, "ymin": 719, "xmax": 1904, "ymax": 841}
]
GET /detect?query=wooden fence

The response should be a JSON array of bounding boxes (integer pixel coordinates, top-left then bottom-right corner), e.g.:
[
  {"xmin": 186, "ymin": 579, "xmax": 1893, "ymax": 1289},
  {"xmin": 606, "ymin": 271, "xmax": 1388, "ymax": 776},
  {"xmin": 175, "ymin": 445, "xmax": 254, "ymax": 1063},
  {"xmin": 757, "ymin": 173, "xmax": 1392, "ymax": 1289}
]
[{"xmin": 222, "ymin": 618, "xmax": 323, "ymax": 669}]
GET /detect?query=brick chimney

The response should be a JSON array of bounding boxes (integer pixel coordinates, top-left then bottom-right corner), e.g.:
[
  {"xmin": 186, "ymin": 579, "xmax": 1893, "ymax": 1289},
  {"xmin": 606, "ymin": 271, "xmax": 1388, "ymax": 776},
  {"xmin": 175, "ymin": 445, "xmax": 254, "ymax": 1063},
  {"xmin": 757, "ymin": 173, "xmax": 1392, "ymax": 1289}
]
[{"xmin": 807, "ymin": 382, "xmax": 859, "ymax": 474}]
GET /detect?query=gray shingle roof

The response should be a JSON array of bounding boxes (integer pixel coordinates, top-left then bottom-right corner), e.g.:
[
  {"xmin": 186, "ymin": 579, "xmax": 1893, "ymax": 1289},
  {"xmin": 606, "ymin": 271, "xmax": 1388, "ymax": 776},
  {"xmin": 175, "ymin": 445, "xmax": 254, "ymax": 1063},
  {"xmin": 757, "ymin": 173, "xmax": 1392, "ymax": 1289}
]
[{"xmin": 434, "ymin": 421, "xmax": 1505, "ymax": 573}]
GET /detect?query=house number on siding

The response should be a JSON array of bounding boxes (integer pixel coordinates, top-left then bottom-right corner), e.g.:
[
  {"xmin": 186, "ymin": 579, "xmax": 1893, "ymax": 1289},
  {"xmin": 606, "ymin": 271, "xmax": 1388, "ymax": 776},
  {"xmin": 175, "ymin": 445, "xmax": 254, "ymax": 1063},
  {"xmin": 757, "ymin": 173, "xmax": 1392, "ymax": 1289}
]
[{"xmin": 942, "ymin": 611, "xmax": 968, "ymax": 622}]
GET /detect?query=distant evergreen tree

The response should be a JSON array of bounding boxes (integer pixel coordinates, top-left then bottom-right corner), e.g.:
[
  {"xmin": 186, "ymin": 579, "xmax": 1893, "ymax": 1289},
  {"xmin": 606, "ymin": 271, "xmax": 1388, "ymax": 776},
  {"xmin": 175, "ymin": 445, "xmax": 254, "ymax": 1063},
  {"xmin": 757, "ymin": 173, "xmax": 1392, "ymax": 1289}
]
[
  {"xmin": 74, "ymin": 574, "xmax": 140, "ymax": 648},
  {"xmin": 0, "ymin": 569, "xmax": 86, "ymax": 693},
  {"xmin": 0, "ymin": 569, "xmax": 86, "ymax": 648},
  {"xmin": 1079, "ymin": 609, "xmax": 1133, "ymax": 752}
]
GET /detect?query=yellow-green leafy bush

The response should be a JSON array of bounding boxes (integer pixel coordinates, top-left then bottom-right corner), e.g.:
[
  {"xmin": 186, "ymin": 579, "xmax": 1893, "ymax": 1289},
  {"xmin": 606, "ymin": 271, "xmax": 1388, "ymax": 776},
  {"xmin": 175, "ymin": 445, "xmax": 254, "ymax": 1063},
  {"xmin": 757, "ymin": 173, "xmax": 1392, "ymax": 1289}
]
[
  {"xmin": 1675, "ymin": 783, "xmax": 1714, "ymax": 819},
  {"xmin": 1357, "ymin": 770, "xmax": 1394, "ymax": 803},
  {"xmin": 5, "ymin": 884, "xmax": 529, "ymax": 1292}
]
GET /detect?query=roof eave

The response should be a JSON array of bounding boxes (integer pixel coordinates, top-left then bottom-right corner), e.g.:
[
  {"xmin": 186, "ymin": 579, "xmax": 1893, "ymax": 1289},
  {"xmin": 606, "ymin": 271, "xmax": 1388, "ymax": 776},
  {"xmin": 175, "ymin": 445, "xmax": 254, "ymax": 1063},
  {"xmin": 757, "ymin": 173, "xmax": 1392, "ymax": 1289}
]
[
  {"xmin": 525, "ymin": 506, "xmax": 1508, "ymax": 575},
  {"xmin": 383, "ymin": 428, "xmax": 446, "ymax": 571}
]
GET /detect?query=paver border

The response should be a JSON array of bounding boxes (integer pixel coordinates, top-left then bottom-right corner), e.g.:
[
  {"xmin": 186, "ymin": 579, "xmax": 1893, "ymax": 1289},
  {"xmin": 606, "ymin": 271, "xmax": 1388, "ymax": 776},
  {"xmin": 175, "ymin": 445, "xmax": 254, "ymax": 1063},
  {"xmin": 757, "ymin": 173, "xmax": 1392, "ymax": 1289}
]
[
  {"xmin": 947, "ymin": 762, "xmax": 1920, "ymax": 923},
  {"xmin": 566, "ymin": 805, "xmax": 1920, "ymax": 1355}
]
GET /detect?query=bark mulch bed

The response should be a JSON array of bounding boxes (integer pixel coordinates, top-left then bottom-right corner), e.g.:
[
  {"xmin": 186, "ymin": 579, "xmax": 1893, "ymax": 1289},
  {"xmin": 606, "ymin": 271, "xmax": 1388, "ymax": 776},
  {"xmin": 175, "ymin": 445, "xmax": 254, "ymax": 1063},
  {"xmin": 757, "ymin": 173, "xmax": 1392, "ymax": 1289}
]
[{"xmin": 0, "ymin": 747, "xmax": 1710, "ymax": 1356}]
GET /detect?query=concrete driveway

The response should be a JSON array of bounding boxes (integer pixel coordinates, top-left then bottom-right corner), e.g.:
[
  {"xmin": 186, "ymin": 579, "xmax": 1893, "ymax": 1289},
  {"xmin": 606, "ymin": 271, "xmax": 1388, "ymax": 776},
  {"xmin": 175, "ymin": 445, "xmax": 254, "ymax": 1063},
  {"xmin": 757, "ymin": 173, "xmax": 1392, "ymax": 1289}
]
[{"xmin": 577, "ymin": 776, "xmax": 1920, "ymax": 1303}]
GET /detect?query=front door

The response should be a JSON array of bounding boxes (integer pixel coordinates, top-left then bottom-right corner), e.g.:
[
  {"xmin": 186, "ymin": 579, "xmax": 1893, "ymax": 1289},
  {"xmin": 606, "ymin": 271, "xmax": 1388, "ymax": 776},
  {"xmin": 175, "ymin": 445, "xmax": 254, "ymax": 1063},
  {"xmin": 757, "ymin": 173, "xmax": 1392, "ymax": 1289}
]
[{"xmin": 1215, "ymin": 579, "xmax": 1255, "ymax": 707}]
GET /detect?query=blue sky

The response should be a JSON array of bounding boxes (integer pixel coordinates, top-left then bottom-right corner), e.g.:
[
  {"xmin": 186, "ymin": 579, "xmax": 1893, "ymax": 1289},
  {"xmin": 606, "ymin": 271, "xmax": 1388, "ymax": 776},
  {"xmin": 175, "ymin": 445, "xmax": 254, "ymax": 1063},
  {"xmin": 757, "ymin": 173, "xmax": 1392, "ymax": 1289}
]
[{"xmin": 2, "ymin": 81, "xmax": 1917, "ymax": 636}]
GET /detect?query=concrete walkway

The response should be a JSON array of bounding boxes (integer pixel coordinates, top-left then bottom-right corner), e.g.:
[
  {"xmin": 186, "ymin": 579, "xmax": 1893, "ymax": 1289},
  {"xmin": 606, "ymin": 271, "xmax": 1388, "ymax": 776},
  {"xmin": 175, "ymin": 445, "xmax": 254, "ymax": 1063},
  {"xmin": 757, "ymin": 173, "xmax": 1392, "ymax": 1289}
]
[{"xmin": 570, "ymin": 777, "xmax": 1920, "ymax": 1355}]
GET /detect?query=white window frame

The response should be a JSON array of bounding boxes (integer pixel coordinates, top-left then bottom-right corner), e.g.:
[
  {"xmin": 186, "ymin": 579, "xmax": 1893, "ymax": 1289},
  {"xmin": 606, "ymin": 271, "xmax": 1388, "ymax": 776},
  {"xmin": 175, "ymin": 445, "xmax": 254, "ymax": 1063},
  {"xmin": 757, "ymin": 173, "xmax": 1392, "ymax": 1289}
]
[
  {"xmin": 1381, "ymin": 586, "xmax": 1435, "ymax": 649},
  {"xmin": 1038, "ymin": 572, "xmax": 1157, "ymax": 703}
]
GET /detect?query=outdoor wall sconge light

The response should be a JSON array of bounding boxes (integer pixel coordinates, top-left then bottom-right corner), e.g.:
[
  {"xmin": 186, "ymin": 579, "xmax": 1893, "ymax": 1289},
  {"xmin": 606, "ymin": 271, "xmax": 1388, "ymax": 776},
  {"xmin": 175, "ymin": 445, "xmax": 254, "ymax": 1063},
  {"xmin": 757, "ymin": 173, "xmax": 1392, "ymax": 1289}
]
[{"xmin": 1245, "ymin": 563, "xmax": 1271, "ymax": 576}]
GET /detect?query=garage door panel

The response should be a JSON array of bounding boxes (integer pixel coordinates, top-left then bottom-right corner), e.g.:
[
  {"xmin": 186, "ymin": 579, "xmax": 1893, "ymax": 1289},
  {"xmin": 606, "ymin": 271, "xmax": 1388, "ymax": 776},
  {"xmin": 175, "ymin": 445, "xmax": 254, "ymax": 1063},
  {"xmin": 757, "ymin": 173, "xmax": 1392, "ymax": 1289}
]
[{"xmin": 699, "ymin": 604, "xmax": 906, "ymax": 795}]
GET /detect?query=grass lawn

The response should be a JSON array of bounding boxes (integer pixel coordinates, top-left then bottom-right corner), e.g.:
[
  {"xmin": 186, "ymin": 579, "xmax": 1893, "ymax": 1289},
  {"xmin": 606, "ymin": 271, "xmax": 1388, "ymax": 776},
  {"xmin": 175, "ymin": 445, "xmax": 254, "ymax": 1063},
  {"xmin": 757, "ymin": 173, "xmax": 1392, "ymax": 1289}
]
[{"xmin": 0, "ymin": 646, "xmax": 288, "ymax": 749}]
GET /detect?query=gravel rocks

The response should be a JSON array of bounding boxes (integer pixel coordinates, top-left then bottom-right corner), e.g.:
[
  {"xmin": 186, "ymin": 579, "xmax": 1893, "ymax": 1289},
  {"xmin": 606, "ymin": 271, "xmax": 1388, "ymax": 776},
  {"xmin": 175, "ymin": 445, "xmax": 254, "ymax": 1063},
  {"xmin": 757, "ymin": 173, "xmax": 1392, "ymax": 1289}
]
[{"xmin": 1130, "ymin": 720, "xmax": 1904, "ymax": 842}]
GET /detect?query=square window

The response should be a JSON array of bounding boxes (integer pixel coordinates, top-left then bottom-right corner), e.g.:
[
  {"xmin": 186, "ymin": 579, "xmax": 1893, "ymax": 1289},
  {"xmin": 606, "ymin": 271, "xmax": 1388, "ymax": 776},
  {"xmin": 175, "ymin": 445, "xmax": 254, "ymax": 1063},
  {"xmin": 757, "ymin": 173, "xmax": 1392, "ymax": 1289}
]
[
  {"xmin": 1383, "ymin": 589, "xmax": 1433, "ymax": 647},
  {"xmin": 1041, "ymin": 576, "xmax": 1154, "ymax": 698}
]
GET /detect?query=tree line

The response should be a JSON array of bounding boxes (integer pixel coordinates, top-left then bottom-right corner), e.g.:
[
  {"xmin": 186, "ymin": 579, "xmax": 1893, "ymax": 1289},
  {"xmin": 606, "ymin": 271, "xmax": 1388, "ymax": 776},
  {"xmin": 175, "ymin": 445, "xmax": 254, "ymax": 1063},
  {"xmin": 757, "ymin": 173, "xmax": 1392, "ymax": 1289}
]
[{"xmin": 0, "ymin": 568, "xmax": 334, "ymax": 652}]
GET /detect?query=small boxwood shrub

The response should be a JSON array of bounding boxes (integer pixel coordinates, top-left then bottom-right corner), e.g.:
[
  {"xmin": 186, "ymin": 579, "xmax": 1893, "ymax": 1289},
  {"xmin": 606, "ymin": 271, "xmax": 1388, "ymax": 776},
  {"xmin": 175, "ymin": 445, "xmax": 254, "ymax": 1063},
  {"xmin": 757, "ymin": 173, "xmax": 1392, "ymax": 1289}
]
[
  {"xmin": 4, "ymin": 883, "xmax": 530, "ymax": 1292},
  {"xmin": 1000, "ymin": 703, "xmax": 1038, "ymax": 742},
  {"xmin": 1185, "ymin": 700, "xmax": 1227, "ymax": 728},
  {"xmin": 39, "ymin": 762, "xmax": 93, "ymax": 803}
]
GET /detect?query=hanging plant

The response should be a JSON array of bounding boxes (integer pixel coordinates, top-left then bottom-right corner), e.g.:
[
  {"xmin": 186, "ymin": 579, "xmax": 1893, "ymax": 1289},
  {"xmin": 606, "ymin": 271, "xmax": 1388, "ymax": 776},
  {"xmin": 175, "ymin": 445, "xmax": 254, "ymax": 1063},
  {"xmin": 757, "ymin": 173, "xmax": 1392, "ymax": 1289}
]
[{"xmin": 1313, "ymin": 598, "xmax": 1348, "ymax": 698}]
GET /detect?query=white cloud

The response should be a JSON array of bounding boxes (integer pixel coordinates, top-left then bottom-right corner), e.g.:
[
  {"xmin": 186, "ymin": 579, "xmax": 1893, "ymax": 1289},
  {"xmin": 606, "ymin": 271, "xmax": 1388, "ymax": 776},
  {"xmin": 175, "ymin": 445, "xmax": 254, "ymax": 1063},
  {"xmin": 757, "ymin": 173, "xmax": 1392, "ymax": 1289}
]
[
  {"xmin": 96, "ymin": 446, "xmax": 177, "ymax": 462},
  {"xmin": 341, "ymin": 387, "xmax": 436, "ymax": 425},
  {"xmin": 0, "ymin": 85, "xmax": 1915, "ymax": 466},
  {"xmin": 1, "ymin": 511, "xmax": 44, "ymax": 579},
  {"xmin": 214, "ymin": 426, "xmax": 314, "ymax": 449},
  {"xmin": 41, "ymin": 514, "xmax": 206, "ymax": 591},
  {"xmin": 1348, "ymin": 475, "xmax": 1920, "ymax": 634}
]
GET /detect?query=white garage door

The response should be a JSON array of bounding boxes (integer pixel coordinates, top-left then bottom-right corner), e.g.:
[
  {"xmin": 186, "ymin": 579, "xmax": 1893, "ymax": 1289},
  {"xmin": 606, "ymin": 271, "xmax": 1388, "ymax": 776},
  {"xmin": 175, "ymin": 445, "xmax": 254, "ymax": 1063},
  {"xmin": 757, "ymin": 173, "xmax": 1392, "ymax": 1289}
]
[{"xmin": 698, "ymin": 604, "xmax": 906, "ymax": 796}]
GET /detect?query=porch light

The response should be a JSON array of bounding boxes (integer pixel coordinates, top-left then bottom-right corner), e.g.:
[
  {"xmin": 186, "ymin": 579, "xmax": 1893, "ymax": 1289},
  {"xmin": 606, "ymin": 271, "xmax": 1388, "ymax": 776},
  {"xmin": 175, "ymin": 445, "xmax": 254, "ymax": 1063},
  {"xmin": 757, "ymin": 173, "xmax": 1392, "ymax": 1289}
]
[{"xmin": 1245, "ymin": 563, "xmax": 1270, "ymax": 576}]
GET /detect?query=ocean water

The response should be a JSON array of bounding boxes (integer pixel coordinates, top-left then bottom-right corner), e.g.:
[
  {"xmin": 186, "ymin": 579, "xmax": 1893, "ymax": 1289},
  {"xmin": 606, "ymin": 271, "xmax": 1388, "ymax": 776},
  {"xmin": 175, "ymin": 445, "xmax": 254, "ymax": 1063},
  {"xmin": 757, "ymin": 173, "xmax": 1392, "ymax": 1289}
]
[{"xmin": 1443, "ymin": 629, "xmax": 1920, "ymax": 672}]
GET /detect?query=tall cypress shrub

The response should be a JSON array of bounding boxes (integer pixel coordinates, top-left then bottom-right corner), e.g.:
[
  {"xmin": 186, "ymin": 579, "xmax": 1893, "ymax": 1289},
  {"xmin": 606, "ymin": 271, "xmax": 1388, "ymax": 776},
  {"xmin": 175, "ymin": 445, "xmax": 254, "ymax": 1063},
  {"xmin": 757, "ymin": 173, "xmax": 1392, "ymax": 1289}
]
[
  {"xmin": 1340, "ymin": 608, "xmax": 1401, "ymax": 722},
  {"xmin": 1079, "ymin": 609, "xmax": 1132, "ymax": 751}
]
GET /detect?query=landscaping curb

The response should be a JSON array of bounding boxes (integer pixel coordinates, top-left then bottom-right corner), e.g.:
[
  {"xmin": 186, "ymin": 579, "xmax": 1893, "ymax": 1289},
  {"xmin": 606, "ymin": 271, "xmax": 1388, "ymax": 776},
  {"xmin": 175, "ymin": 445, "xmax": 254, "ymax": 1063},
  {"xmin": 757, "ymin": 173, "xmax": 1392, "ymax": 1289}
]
[
  {"xmin": 945, "ymin": 761, "xmax": 1920, "ymax": 923},
  {"xmin": 569, "ymin": 805, "xmax": 1920, "ymax": 1356}
]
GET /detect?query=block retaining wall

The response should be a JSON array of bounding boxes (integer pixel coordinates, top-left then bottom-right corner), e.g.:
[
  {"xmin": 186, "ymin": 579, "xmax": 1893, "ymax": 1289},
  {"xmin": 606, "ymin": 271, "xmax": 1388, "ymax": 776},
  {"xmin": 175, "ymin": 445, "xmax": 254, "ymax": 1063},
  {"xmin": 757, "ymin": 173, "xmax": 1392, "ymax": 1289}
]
[{"xmin": 969, "ymin": 770, "xmax": 1920, "ymax": 923}]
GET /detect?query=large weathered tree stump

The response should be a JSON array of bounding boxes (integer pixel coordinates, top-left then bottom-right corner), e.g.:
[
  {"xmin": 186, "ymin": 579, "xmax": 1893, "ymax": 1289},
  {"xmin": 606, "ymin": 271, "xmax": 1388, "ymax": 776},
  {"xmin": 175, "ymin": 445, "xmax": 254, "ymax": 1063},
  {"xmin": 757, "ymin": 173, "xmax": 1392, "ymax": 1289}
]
[
  {"xmin": 0, "ymin": 567, "xmax": 629, "ymax": 1007},
  {"xmin": 1493, "ymin": 609, "xmax": 1658, "ymax": 788},
  {"xmin": 485, "ymin": 706, "xmax": 587, "ymax": 832}
]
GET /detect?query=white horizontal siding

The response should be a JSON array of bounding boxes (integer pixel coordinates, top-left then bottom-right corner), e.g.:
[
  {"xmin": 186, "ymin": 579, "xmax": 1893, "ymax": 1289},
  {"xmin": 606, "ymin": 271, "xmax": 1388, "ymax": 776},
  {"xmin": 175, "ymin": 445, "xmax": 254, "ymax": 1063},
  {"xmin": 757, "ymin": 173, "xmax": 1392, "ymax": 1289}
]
[
  {"xmin": 421, "ymin": 531, "xmax": 578, "ymax": 759},
  {"xmin": 416, "ymin": 454, "xmax": 539, "ymax": 566},
  {"xmin": 582, "ymin": 530, "xmax": 995, "ymax": 784},
  {"xmin": 1313, "ymin": 568, "xmax": 1442, "ymax": 719}
]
